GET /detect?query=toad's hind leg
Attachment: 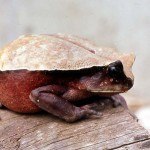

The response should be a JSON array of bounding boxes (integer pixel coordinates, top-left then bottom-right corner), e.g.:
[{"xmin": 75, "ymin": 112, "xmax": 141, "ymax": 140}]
[{"xmin": 29, "ymin": 85, "xmax": 100, "ymax": 122}]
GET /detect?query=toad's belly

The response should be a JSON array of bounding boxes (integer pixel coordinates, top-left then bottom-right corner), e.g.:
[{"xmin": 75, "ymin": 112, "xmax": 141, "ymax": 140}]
[{"xmin": 0, "ymin": 70, "xmax": 54, "ymax": 113}]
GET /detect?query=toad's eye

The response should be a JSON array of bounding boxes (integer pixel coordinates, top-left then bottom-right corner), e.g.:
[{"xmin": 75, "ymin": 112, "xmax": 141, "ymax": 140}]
[{"xmin": 107, "ymin": 60, "xmax": 124, "ymax": 78}]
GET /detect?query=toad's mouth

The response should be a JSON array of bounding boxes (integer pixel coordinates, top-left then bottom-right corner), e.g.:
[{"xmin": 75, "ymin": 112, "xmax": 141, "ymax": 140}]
[
  {"xmin": 90, "ymin": 90, "xmax": 125, "ymax": 97},
  {"xmin": 91, "ymin": 90, "xmax": 122, "ymax": 93},
  {"xmin": 90, "ymin": 90, "xmax": 123, "ymax": 97},
  {"xmin": 89, "ymin": 83, "xmax": 132, "ymax": 94}
]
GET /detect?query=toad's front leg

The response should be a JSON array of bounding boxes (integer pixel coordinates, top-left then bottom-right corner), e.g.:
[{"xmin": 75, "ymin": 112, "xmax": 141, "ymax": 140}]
[{"xmin": 29, "ymin": 85, "xmax": 99, "ymax": 122}]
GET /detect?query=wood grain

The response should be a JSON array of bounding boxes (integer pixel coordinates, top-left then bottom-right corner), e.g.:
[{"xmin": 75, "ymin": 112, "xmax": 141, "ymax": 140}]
[{"xmin": 0, "ymin": 101, "xmax": 150, "ymax": 150}]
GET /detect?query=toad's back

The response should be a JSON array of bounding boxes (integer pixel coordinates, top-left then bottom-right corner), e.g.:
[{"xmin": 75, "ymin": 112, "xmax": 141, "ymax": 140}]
[{"xmin": 0, "ymin": 34, "xmax": 134, "ymax": 81}]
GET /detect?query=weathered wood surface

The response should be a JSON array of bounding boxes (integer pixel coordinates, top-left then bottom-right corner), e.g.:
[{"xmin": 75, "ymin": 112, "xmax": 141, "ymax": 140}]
[{"xmin": 0, "ymin": 101, "xmax": 150, "ymax": 150}]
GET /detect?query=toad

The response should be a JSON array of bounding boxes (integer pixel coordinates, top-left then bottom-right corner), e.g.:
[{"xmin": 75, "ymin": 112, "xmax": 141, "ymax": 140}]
[{"xmin": 0, "ymin": 34, "xmax": 135, "ymax": 122}]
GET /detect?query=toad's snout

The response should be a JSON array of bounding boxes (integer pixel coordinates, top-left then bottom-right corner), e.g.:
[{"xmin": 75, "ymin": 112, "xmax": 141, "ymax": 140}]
[
  {"xmin": 124, "ymin": 78, "xmax": 134, "ymax": 90},
  {"xmin": 107, "ymin": 60, "xmax": 133, "ymax": 90}
]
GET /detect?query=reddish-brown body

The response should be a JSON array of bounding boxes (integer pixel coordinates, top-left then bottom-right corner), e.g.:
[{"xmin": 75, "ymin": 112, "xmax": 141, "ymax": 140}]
[
  {"xmin": 0, "ymin": 62, "xmax": 132, "ymax": 115},
  {"xmin": 0, "ymin": 71, "xmax": 54, "ymax": 112},
  {"xmin": 0, "ymin": 70, "xmax": 95, "ymax": 113}
]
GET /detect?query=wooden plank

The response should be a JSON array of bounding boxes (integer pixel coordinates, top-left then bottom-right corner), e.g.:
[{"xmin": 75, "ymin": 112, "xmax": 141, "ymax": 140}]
[{"xmin": 0, "ymin": 100, "xmax": 149, "ymax": 150}]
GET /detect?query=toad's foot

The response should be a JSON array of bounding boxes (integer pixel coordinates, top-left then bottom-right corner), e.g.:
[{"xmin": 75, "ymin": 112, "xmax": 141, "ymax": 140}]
[
  {"xmin": 111, "ymin": 94, "xmax": 138, "ymax": 121},
  {"xmin": 29, "ymin": 85, "xmax": 102, "ymax": 122},
  {"xmin": 77, "ymin": 100, "xmax": 105, "ymax": 119}
]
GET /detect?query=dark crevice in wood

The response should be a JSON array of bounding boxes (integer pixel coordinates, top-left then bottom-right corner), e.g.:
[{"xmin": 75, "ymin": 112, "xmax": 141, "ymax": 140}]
[
  {"xmin": 112, "ymin": 138, "xmax": 150, "ymax": 150},
  {"xmin": 66, "ymin": 127, "xmax": 149, "ymax": 150}
]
